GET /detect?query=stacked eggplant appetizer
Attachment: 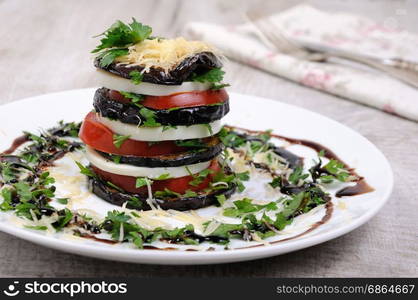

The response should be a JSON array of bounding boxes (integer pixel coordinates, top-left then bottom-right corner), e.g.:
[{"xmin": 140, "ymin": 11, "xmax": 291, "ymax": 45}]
[{"xmin": 79, "ymin": 19, "xmax": 235, "ymax": 211}]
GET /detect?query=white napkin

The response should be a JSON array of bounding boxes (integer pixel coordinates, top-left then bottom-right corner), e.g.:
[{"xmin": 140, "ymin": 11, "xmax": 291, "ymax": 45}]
[{"xmin": 185, "ymin": 5, "xmax": 418, "ymax": 122}]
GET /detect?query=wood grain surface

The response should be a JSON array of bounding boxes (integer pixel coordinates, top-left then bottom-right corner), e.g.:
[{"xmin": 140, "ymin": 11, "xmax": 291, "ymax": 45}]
[{"xmin": 0, "ymin": 0, "xmax": 416, "ymax": 277}]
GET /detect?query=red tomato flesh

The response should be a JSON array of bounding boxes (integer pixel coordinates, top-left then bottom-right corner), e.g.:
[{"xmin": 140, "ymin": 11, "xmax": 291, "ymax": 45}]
[
  {"xmin": 79, "ymin": 111, "xmax": 186, "ymax": 156},
  {"xmin": 91, "ymin": 159, "xmax": 221, "ymax": 195},
  {"xmin": 108, "ymin": 89, "xmax": 228, "ymax": 110}
]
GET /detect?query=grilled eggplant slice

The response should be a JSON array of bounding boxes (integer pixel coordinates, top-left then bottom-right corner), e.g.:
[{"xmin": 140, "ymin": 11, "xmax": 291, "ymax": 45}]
[
  {"xmin": 93, "ymin": 87, "xmax": 229, "ymax": 126},
  {"xmin": 97, "ymin": 136, "xmax": 223, "ymax": 167},
  {"xmin": 89, "ymin": 174, "xmax": 236, "ymax": 211},
  {"xmin": 95, "ymin": 52, "xmax": 222, "ymax": 85}
]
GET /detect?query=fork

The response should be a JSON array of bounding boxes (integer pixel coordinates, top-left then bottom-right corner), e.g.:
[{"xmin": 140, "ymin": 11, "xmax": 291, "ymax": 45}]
[{"xmin": 246, "ymin": 11, "xmax": 418, "ymax": 88}]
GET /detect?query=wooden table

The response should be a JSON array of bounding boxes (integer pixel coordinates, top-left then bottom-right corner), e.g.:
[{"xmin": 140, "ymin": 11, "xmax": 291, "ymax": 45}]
[{"xmin": 0, "ymin": 0, "xmax": 416, "ymax": 277}]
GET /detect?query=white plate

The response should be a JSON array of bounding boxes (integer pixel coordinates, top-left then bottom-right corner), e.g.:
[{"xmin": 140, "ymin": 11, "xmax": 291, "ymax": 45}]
[{"xmin": 0, "ymin": 88, "xmax": 393, "ymax": 265}]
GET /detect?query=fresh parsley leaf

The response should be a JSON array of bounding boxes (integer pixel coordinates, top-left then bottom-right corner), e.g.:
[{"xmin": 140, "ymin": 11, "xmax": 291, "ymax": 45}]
[
  {"xmin": 273, "ymin": 213, "xmax": 291, "ymax": 230},
  {"xmin": 269, "ymin": 177, "xmax": 282, "ymax": 189},
  {"xmin": 25, "ymin": 225, "xmax": 48, "ymax": 231},
  {"xmin": 128, "ymin": 196, "xmax": 143, "ymax": 209},
  {"xmin": 92, "ymin": 18, "xmax": 152, "ymax": 53},
  {"xmin": 0, "ymin": 162, "xmax": 18, "ymax": 183},
  {"xmin": 15, "ymin": 202, "xmax": 37, "ymax": 219},
  {"xmin": 111, "ymin": 155, "xmax": 121, "ymax": 164},
  {"xmin": 106, "ymin": 181, "xmax": 124, "ymax": 192},
  {"xmin": 56, "ymin": 198, "xmax": 69, "ymax": 205},
  {"xmin": 139, "ymin": 107, "xmax": 161, "ymax": 127},
  {"xmin": 257, "ymin": 130, "xmax": 272, "ymax": 142},
  {"xmin": 288, "ymin": 166, "xmax": 309, "ymax": 185},
  {"xmin": 223, "ymin": 198, "xmax": 277, "ymax": 218},
  {"xmin": 129, "ymin": 70, "xmax": 143, "ymax": 85},
  {"xmin": 216, "ymin": 194, "xmax": 226, "ymax": 206},
  {"xmin": 203, "ymin": 124, "xmax": 213, "ymax": 135},
  {"xmin": 175, "ymin": 139, "xmax": 206, "ymax": 148},
  {"xmin": 154, "ymin": 173, "xmax": 171, "ymax": 180},
  {"xmin": 218, "ymin": 129, "xmax": 246, "ymax": 148},
  {"xmin": 130, "ymin": 231, "xmax": 144, "ymax": 248},
  {"xmin": 191, "ymin": 68, "xmax": 225, "ymax": 83},
  {"xmin": 210, "ymin": 223, "xmax": 243, "ymax": 239},
  {"xmin": 162, "ymin": 125, "xmax": 177, "ymax": 132},
  {"xmin": 97, "ymin": 48, "xmax": 129, "ymax": 67},
  {"xmin": 119, "ymin": 91, "xmax": 144, "ymax": 103},
  {"xmin": 113, "ymin": 134, "xmax": 131, "ymax": 148},
  {"xmin": 236, "ymin": 171, "xmax": 250, "ymax": 181},
  {"xmin": 189, "ymin": 169, "xmax": 213, "ymax": 187},
  {"xmin": 323, "ymin": 159, "xmax": 351, "ymax": 182},
  {"xmin": 14, "ymin": 182, "xmax": 32, "ymax": 202},
  {"xmin": 135, "ymin": 177, "xmax": 151, "ymax": 188},
  {"xmin": 211, "ymin": 83, "xmax": 230, "ymax": 90},
  {"xmin": 52, "ymin": 208, "xmax": 73, "ymax": 231},
  {"xmin": 154, "ymin": 188, "xmax": 181, "ymax": 198},
  {"xmin": 183, "ymin": 190, "xmax": 197, "ymax": 197},
  {"xmin": 75, "ymin": 162, "xmax": 96, "ymax": 178},
  {"xmin": 0, "ymin": 188, "xmax": 13, "ymax": 211}
]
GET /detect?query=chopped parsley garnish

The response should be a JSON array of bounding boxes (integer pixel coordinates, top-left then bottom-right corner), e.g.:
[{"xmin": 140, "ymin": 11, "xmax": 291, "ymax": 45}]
[
  {"xmin": 218, "ymin": 128, "xmax": 246, "ymax": 148},
  {"xmin": 57, "ymin": 198, "xmax": 69, "ymax": 205},
  {"xmin": 25, "ymin": 225, "xmax": 48, "ymax": 231},
  {"xmin": 111, "ymin": 155, "xmax": 121, "ymax": 164},
  {"xmin": 154, "ymin": 173, "xmax": 171, "ymax": 180},
  {"xmin": 154, "ymin": 188, "xmax": 181, "ymax": 198},
  {"xmin": 106, "ymin": 181, "xmax": 124, "ymax": 192},
  {"xmin": 309, "ymin": 151, "xmax": 354, "ymax": 184},
  {"xmin": 216, "ymin": 194, "xmax": 226, "ymax": 206},
  {"xmin": 96, "ymin": 49, "xmax": 129, "ymax": 67},
  {"xmin": 139, "ymin": 107, "xmax": 161, "ymax": 127},
  {"xmin": 188, "ymin": 169, "xmax": 214, "ymax": 187},
  {"xmin": 288, "ymin": 166, "xmax": 309, "ymax": 185},
  {"xmin": 113, "ymin": 134, "xmax": 131, "ymax": 148},
  {"xmin": 191, "ymin": 68, "xmax": 225, "ymax": 83},
  {"xmin": 128, "ymin": 196, "xmax": 143, "ymax": 209},
  {"xmin": 135, "ymin": 177, "xmax": 151, "ymax": 188},
  {"xmin": 129, "ymin": 70, "xmax": 143, "ymax": 85},
  {"xmin": 162, "ymin": 125, "xmax": 177, "ymax": 132},
  {"xmin": 175, "ymin": 139, "xmax": 207, "ymax": 148},
  {"xmin": 75, "ymin": 162, "xmax": 96, "ymax": 178},
  {"xmin": 223, "ymin": 198, "xmax": 277, "ymax": 218},
  {"xmin": 190, "ymin": 68, "xmax": 230, "ymax": 90},
  {"xmin": 203, "ymin": 123, "xmax": 213, "ymax": 135},
  {"xmin": 211, "ymin": 83, "xmax": 230, "ymax": 90},
  {"xmin": 119, "ymin": 91, "xmax": 144, "ymax": 103}
]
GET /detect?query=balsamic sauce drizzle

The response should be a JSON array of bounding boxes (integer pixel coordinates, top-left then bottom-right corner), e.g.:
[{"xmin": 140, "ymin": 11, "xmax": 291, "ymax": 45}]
[{"xmin": 2, "ymin": 135, "xmax": 28, "ymax": 154}]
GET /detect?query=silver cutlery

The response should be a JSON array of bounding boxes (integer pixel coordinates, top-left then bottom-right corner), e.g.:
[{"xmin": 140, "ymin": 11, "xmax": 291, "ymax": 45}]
[{"xmin": 246, "ymin": 11, "xmax": 418, "ymax": 88}]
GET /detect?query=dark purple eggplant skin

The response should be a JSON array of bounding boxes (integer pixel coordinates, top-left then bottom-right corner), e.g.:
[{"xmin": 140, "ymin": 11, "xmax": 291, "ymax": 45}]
[
  {"xmin": 95, "ymin": 52, "xmax": 222, "ymax": 85},
  {"xmin": 88, "ymin": 176, "xmax": 236, "ymax": 211},
  {"xmin": 93, "ymin": 87, "xmax": 230, "ymax": 126},
  {"xmin": 97, "ymin": 139, "xmax": 223, "ymax": 168}
]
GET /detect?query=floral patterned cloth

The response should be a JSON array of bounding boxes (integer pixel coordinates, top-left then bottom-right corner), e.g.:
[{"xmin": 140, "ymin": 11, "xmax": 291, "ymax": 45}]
[{"xmin": 185, "ymin": 5, "xmax": 418, "ymax": 122}]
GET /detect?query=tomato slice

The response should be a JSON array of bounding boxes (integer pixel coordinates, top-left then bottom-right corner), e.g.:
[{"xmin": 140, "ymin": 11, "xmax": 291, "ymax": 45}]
[
  {"xmin": 108, "ymin": 89, "xmax": 228, "ymax": 110},
  {"xmin": 79, "ymin": 111, "xmax": 186, "ymax": 156},
  {"xmin": 91, "ymin": 159, "xmax": 221, "ymax": 195}
]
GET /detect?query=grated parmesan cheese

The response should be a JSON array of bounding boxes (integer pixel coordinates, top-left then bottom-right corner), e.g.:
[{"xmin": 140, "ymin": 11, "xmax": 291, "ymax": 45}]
[
  {"xmin": 145, "ymin": 178, "xmax": 160, "ymax": 210},
  {"xmin": 115, "ymin": 37, "xmax": 220, "ymax": 72}
]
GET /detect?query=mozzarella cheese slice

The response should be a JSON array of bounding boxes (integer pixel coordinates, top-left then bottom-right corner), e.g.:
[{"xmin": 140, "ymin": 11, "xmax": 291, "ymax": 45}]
[
  {"xmin": 95, "ymin": 69, "xmax": 211, "ymax": 96},
  {"xmin": 85, "ymin": 146, "xmax": 211, "ymax": 178},
  {"xmin": 97, "ymin": 113, "xmax": 222, "ymax": 141}
]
